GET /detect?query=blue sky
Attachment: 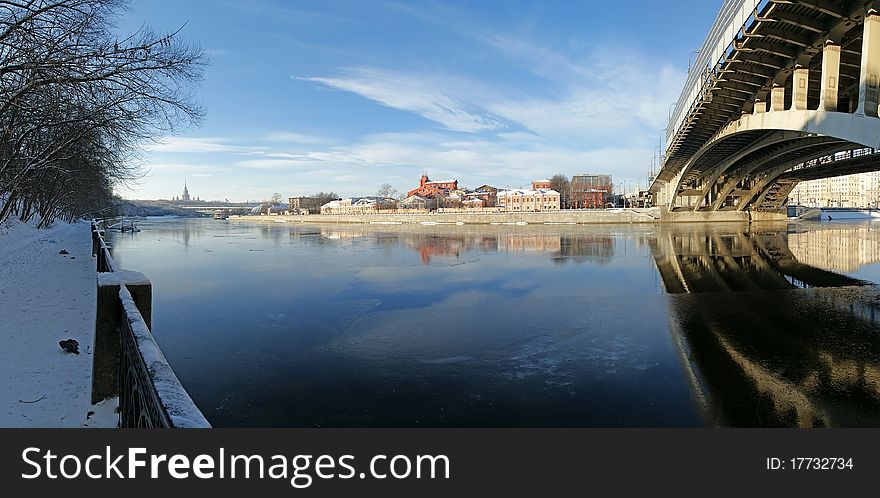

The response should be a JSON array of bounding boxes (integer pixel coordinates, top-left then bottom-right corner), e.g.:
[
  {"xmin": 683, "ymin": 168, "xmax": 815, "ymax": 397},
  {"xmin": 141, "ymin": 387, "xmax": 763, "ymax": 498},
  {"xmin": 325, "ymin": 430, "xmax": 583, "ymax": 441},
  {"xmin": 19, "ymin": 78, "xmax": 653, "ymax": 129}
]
[{"xmin": 120, "ymin": 0, "xmax": 721, "ymax": 202}]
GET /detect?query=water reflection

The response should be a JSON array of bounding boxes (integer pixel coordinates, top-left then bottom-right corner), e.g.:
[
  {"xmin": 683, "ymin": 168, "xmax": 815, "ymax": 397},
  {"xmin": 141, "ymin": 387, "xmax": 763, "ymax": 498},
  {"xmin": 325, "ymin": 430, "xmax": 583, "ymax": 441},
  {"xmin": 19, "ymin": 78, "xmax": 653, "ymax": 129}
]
[
  {"xmin": 651, "ymin": 224, "xmax": 880, "ymax": 427},
  {"xmin": 788, "ymin": 223, "xmax": 880, "ymax": 272},
  {"xmin": 313, "ymin": 224, "xmax": 615, "ymax": 265}
]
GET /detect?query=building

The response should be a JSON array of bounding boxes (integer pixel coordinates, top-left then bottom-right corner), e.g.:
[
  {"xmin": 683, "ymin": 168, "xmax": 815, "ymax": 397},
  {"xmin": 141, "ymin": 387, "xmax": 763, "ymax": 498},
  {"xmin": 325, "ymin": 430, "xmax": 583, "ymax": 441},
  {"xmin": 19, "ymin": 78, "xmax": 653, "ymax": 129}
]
[
  {"xmin": 532, "ymin": 179, "xmax": 552, "ymax": 190},
  {"xmin": 320, "ymin": 197, "xmax": 397, "ymax": 214},
  {"xmin": 267, "ymin": 204, "xmax": 289, "ymax": 215},
  {"xmin": 172, "ymin": 182, "xmax": 194, "ymax": 202},
  {"xmin": 399, "ymin": 194, "xmax": 433, "ymax": 211},
  {"xmin": 288, "ymin": 196, "xmax": 323, "ymax": 214},
  {"xmin": 496, "ymin": 189, "xmax": 561, "ymax": 211},
  {"xmin": 462, "ymin": 198, "xmax": 485, "ymax": 209},
  {"xmin": 571, "ymin": 174, "xmax": 612, "ymax": 209},
  {"xmin": 470, "ymin": 185, "xmax": 498, "ymax": 207},
  {"xmin": 788, "ymin": 171, "xmax": 880, "ymax": 207},
  {"xmin": 406, "ymin": 173, "xmax": 459, "ymax": 198}
]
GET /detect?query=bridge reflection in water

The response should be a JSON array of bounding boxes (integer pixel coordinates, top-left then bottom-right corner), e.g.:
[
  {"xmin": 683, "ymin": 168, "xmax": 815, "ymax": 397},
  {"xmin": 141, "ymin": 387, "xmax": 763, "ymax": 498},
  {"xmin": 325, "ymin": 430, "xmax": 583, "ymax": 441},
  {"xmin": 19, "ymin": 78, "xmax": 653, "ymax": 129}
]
[{"xmin": 651, "ymin": 224, "xmax": 880, "ymax": 427}]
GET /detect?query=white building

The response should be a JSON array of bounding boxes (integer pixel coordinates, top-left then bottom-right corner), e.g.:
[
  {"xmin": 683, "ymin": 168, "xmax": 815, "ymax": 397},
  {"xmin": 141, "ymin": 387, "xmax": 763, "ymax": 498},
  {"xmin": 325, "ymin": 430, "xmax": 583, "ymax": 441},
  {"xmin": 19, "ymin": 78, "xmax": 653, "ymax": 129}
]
[
  {"xmin": 320, "ymin": 196, "xmax": 397, "ymax": 214},
  {"xmin": 496, "ymin": 189, "xmax": 561, "ymax": 211},
  {"xmin": 789, "ymin": 171, "xmax": 880, "ymax": 208}
]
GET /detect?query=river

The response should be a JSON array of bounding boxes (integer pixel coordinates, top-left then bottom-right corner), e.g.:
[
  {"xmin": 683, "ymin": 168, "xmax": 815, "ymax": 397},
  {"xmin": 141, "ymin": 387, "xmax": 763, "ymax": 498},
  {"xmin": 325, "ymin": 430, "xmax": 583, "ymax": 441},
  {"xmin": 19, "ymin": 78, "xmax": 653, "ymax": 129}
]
[{"xmin": 106, "ymin": 218, "xmax": 880, "ymax": 427}]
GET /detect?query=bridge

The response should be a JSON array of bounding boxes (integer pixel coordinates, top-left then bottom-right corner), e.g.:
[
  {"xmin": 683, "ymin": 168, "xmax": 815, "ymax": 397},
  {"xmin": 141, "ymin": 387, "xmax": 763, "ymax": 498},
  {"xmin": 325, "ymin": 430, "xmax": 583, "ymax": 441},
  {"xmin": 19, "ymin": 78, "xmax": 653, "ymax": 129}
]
[
  {"xmin": 173, "ymin": 203, "xmax": 260, "ymax": 216},
  {"xmin": 651, "ymin": 0, "xmax": 880, "ymax": 218}
]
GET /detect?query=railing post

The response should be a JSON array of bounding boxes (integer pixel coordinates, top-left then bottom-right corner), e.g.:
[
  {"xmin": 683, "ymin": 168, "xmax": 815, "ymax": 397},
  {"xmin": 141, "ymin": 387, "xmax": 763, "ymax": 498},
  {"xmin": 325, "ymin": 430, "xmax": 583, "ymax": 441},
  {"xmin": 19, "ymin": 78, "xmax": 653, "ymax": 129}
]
[
  {"xmin": 92, "ymin": 271, "xmax": 152, "ymax": 404},
  {"xmin": 91, "ymin": 225, "xmax": 99, "ymax": 257}
]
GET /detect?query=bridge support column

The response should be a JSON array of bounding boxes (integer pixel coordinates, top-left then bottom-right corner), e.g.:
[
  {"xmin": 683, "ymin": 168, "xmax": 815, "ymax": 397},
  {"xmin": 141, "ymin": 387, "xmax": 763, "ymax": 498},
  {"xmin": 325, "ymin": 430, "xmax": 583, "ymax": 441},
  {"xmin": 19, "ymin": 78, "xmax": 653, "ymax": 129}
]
[
  {"xmin": 820, "ymin": 41, "xmax": 840, "ymax": 111},
  {"xmin": 857, "ymin": 11, "xmax": 880, "ymax": 117},
  {"xmin": 793, "ymin": 65, "xmax": 809, "ymax": 111},
  {"xmin": 770, "ymin": 84, "xmax": 785, "ymax": 112},
  {"xmin": 753, "ymin": 98, "xmax": 766, "ymax": 114}
]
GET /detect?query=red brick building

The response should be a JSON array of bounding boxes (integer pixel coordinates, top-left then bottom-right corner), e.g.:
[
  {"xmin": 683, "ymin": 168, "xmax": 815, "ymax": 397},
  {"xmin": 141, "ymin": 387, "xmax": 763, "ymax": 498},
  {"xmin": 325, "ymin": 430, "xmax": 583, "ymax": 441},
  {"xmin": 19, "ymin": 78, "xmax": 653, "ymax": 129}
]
[
  {"xmin": 571, "ymin": 174, "xmax": 613, "ymax": 209},
  {"xmin": 470, "ymin": 185, "xmax": 498, "ymax": 207},
  {"xmin": 407, "ymin": 174, "xmax": 459, "ymax": 198},
  {"xmin": 532, "ymin": 179, "xmax": 552, "ymax": 190}
]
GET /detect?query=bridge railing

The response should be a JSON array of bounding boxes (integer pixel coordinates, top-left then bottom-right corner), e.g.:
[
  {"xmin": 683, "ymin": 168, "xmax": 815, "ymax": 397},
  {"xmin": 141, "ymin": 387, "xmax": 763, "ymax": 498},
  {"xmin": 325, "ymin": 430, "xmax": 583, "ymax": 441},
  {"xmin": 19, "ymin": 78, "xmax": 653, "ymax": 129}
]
[
  {"xmin": 91, "ymin": 222, "xmax": 211, "ymax": 428},
  {"xmin": 667, "ymin": 0, "xmax": 767, "ymax": 154}
]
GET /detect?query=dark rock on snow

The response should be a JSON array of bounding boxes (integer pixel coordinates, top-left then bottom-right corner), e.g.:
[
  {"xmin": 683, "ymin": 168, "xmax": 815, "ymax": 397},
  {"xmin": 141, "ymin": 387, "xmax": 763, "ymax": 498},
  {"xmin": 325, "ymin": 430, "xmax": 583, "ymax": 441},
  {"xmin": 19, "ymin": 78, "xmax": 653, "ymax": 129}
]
[{"xmin": 59, "ymin": 339, "xmax": 80, "ymax": 354}]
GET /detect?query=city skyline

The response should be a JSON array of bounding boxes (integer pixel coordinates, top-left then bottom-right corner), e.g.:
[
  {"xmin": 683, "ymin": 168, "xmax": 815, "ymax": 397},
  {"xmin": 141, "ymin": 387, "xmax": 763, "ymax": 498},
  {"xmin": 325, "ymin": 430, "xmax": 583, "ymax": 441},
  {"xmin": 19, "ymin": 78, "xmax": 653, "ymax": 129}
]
[{"xmin": 117, "ymin": 0, "xmax": 719, "ymax": 202}]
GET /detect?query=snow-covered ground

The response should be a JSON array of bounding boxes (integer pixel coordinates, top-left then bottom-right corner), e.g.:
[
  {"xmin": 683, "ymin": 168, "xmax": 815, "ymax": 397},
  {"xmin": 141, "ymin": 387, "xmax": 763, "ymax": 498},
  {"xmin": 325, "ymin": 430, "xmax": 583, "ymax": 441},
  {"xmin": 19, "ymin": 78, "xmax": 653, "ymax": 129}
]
[{"xmin": 0, "ymin": 218, "xmax": 118, "ymax": 427}]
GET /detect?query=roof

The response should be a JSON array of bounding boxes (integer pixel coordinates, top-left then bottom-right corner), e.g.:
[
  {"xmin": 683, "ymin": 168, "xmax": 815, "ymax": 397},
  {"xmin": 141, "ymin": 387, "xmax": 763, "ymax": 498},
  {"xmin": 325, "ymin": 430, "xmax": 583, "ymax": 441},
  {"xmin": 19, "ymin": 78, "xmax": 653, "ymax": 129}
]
[{"xmin": 498, "ymin": 189, "xmax": 560, "ymax": 196}]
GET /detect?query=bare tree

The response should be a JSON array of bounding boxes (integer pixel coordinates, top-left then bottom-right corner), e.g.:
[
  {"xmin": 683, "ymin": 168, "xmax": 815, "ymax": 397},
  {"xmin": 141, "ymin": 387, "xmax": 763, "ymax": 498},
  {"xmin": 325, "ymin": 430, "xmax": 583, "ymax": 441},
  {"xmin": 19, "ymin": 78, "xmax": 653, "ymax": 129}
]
[
  {"xmin": 376, "ymin": 183, "xmax": 398, "ymax": 199},
  {"xmin": 270, "ymin": 192, "xmax": 283, "ymax": 205},
  {"xmin": 312, "ymin": 191, "xmax": 339, "ymax": 207},
  {"xmin": 549, "ymin": 174, "xmax": 571, "ymax": 209},
  {"xmin": 0, "ymin": 0, "xmax": 207, "ymax": 226}
]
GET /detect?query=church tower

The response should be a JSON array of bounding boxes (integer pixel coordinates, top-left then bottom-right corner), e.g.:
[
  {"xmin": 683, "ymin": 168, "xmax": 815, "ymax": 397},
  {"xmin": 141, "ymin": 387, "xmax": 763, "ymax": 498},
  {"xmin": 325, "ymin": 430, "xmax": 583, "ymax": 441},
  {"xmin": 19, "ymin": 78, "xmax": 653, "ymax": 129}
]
[{"xmin": 182, "ymin": 181, "xmax": 191, "ymax": 202}]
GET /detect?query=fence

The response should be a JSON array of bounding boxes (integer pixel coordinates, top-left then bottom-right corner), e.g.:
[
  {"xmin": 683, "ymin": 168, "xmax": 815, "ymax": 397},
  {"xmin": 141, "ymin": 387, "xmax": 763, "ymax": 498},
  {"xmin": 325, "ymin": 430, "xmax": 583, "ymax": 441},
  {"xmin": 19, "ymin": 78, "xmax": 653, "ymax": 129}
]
[{"xmin": 91, "ymin": 222, "xmax": 210, "ymax": 428}]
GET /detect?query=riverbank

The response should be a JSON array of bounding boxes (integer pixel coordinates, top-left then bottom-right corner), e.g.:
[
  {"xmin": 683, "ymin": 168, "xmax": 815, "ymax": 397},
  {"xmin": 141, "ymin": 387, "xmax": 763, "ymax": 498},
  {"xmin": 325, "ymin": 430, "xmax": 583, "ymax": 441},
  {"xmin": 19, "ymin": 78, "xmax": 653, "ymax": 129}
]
[
  {"xmin": 231, "ymin": 207, "xmax": 787, "ymax": 225},
  {"xmin": 0, "ymin": 219, "xmax": 117, "ymax": 427}
]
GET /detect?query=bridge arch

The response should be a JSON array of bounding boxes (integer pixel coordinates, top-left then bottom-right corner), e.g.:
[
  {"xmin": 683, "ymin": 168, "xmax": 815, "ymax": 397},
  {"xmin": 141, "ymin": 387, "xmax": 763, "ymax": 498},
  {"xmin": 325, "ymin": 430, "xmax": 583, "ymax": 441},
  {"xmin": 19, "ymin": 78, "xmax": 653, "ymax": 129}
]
[{"xmin": 667, "ymin": 109, "xmax": 880, "ymax": 212}]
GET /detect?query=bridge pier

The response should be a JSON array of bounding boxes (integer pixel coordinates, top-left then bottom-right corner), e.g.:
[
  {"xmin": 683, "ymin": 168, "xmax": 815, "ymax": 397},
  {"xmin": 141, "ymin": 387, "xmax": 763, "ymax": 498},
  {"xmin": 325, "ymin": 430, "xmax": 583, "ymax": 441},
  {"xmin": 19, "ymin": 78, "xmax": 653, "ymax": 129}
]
[{"xmin": 857, "ymin": 11, "xmax": 880, "ymax": 117}]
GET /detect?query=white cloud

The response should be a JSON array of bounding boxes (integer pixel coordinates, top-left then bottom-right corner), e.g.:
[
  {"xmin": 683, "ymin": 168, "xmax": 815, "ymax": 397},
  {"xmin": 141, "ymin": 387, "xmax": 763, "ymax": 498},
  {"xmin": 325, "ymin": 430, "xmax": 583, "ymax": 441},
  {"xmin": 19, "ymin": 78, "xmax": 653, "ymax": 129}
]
[
  {"xmin": 263, "ymin": 132, "xmax": 334, "ymax": 144},
  {"xmin": 148, "ymin": 137, "xmax": 259, "ymax": 154},
  {"xmin": 297, "ymin": 67, "xmax": 508, "ymax": 133},
  {"xmin": 129, "ymin": 31, "xmax": 682, "ymax": 201},
  {"xmin": 236, "ymin": 158, "xmax": 314, "ymax": 170}
]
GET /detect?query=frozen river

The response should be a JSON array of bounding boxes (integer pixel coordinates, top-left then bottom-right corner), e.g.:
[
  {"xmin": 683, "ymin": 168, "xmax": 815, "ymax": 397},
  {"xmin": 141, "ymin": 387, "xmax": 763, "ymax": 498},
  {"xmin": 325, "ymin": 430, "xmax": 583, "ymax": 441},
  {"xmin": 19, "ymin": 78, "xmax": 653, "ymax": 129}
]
[{"xmin": 107, "ymin": 217, "xmax": 880, "ymax": 427}]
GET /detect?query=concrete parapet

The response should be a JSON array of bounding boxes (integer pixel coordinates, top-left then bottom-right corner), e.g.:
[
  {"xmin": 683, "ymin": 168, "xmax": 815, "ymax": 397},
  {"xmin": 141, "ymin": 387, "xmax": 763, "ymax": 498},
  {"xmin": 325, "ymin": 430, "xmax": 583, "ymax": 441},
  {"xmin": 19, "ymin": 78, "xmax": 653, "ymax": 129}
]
[
  {"xmin": 92, "ymin": 271, "xmax": 152, "ymax": 404},
  {"xmin": 750, "ymin": 210, "xmax": 789, "ymax": 222},
  {"xmin": 659, "ymin": 210, "xmax": 787, "ymax": 223}
]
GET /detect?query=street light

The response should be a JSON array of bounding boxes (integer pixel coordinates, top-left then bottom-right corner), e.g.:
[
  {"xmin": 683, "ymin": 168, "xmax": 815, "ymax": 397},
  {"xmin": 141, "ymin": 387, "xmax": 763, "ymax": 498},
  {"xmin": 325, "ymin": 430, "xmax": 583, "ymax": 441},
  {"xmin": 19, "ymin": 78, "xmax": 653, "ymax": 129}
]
[
  {"xmin": 668, "ymin": 101, "xmax": 678, "ymax": 122},
  {"xmin": 687, "ymin": 49, "xmax": 701, "ymax": 72}
]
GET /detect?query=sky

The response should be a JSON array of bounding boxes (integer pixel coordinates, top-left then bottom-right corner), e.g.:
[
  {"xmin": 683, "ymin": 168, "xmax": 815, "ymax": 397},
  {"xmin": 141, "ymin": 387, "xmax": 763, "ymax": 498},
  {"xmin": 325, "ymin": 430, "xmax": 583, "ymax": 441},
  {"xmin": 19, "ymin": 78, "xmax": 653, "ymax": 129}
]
[{"xmin": 118, "ymin": 0, "xmax": 723, "ymax": 202}]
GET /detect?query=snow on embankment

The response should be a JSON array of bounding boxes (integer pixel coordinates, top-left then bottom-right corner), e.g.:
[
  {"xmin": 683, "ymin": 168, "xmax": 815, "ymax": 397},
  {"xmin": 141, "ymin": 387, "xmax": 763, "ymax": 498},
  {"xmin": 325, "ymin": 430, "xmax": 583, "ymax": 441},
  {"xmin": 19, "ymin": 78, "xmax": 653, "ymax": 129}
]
[{"xmin": 0, "ymin": 218, "xmax": 116, "ymax": 427}]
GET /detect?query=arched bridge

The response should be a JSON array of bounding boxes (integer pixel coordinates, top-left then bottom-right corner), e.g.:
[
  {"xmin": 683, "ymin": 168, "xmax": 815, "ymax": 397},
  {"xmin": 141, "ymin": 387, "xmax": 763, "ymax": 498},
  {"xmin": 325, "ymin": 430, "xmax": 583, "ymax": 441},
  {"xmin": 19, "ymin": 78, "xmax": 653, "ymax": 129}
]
[{"xmin": 652, "ymin": 0, "xmax": 880, "ymax": 214}]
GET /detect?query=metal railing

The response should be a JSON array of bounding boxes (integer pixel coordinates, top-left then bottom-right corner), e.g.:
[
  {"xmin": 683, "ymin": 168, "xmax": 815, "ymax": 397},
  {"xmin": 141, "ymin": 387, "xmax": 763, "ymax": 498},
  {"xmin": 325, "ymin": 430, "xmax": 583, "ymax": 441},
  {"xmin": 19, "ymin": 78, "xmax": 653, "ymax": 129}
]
[
  {"xmin": 91, "ymin": 222, "xmax": 210, "ymax": 428},
  {"xmin": 666, "ymin": 0, "xmax": 767, "ymax": 152}
]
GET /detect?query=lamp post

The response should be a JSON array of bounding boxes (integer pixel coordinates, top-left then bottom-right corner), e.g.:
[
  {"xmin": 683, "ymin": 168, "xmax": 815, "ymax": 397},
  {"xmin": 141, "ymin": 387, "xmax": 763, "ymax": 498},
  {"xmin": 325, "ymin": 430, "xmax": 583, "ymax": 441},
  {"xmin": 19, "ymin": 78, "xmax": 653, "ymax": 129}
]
[
  {"xmin": 687, "ymin": 49, "xmax": 701, "ymax": 72},
  {"xmin": 668, "ymin": 102, "xmax": 678, "ymax": 122}
]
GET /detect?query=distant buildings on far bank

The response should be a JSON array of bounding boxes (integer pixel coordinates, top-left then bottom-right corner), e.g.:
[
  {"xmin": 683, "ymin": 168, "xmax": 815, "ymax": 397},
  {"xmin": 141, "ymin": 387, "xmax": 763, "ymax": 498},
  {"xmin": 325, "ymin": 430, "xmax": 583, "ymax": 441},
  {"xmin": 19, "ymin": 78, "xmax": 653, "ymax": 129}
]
[
  {"xmin": 288, "ymin": 196, "xmax": 323, "ymax": 214},
  {"xmin": 788, "ymin": 171, "xmax": 880, "ymax": 208},
  {"xmin": 571, "ymin": 174, "xmax": 612, "ymax": 209},
  {"xmin": 496, "ymin": 189, "xmax": 560, "ymax": 211},
  {"xmin": 171, "ymin": 182, "xmax": 199, "ymax": 202},
  {"xmin": 250, "ymin": 171, "xmax": 621, "ymax": 216},
  {"xmin": 407, "ymin": 174, "xmax": 458, "ymax": 198}
]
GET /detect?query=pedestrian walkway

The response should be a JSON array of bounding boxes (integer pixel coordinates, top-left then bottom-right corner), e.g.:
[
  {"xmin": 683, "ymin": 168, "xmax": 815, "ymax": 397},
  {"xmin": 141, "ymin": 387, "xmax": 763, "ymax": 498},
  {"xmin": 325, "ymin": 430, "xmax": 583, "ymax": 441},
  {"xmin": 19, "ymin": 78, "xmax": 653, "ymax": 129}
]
[{"xmin": 0, "ymin": 219, "xmax": 116, "ymax": 427}]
